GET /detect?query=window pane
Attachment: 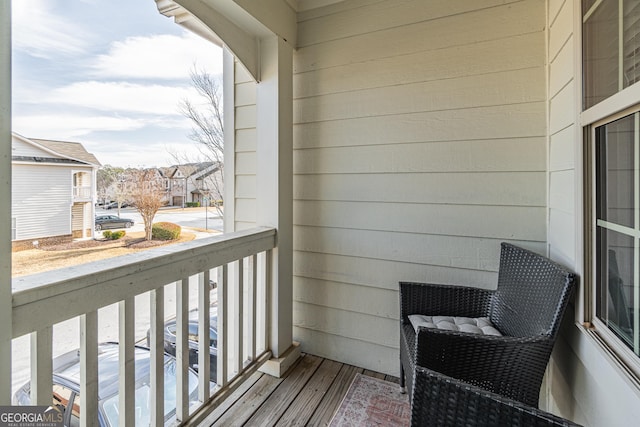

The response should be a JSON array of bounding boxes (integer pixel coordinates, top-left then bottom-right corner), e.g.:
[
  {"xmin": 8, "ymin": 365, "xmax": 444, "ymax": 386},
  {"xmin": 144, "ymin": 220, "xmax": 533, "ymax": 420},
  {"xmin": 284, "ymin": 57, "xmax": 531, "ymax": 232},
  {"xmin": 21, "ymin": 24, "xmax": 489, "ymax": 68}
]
[
  {"xmin": 583, "ymin": 0, "xmax": 619, "ymax": 109},
  {"xmin": 596, "ymin": 115, "xmax": 635, "ymax": 228},
  {"xmin": 597, "ymin": 228, "xmax": 635, "ymax": 349},
  {"xmin": 623, "ymin": 0, "xmax": 640, "ymax": 88}
]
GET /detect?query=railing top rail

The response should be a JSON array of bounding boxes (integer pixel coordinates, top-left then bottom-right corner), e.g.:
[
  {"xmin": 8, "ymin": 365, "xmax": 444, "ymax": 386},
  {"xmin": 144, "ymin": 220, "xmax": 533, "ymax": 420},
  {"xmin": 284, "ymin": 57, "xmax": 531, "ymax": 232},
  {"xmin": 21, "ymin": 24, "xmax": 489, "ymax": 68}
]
[{"xmin": 11, "ymin": 226, "xmax": 276, "ymax": 338}]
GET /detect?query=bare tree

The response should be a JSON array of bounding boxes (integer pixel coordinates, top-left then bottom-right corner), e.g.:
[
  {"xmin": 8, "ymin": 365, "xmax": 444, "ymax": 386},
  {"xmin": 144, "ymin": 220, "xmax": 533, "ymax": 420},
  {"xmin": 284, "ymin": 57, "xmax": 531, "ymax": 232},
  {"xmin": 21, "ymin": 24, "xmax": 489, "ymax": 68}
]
[
  {"xmin": 96, "ymin": 165, "xmax": 124, "ymax": 206},
  {"xmin": 129, "ymin": 169, "xmax": 165, "ymax": 240},
  {"xmin": 178, "ymin": 66, "xmax": 224, "ymax": 218}
]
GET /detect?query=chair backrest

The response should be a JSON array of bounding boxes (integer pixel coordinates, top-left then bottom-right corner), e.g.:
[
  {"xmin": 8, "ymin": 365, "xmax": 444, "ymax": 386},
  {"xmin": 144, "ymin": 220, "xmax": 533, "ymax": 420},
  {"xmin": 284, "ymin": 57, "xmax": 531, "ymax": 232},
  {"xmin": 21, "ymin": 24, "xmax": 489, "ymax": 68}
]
[{"xmin": 489, "ymin": 243, "xmax": 576, "ymax": 338}]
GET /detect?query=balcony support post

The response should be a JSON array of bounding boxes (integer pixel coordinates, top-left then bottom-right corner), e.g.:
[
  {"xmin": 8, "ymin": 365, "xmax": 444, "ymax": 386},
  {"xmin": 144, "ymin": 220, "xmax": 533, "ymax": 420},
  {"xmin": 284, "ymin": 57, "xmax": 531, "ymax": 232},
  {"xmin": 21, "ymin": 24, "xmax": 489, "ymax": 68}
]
[
  {"xmin": 256, "ymin": 35, "xmax": 300, "ymax": 375},
  {"xmin": 0, "ymin": 0, "xmax": 11, "ymax": 404}
]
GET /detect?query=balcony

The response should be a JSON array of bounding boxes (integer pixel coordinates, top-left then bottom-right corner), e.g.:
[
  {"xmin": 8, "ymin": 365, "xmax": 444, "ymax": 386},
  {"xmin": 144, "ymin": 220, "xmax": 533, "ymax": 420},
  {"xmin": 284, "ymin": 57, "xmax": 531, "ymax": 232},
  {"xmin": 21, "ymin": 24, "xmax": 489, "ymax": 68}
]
[
  {"xmin": 10, "ymin": 227, "xmax": 280, "ymax": 426},
  {"xmin": 73, "ymin": 185, "xmax": 92, "ymax": 200}
]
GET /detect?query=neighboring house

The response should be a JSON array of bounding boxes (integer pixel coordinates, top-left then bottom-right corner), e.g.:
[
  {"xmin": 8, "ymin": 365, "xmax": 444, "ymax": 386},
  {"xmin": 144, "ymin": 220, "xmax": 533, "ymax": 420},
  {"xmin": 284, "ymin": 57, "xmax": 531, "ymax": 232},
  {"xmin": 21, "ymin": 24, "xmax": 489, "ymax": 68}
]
[
  {"xmin": 11, "ymin": 133, "xmax": 101, "ymax": 250},
  {"xmin": 165, "ymin": 162, "xmax": 223, "ymax": 207}
]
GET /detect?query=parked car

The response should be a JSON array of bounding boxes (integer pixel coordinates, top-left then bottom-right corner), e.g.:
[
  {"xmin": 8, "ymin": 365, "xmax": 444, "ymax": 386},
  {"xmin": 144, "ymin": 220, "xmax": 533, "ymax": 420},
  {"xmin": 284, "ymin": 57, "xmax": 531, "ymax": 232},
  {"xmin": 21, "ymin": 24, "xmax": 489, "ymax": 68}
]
[
  {"xmin": 147, "ymin": 309, "xmax": 218, "ymax": 382},
  {"xmin": 12, "ymin": 342, "xmax": 199, "ymax": 426},
  {"xmin": 95, "ymin": 215, "xmax": 134, "ymax": 231}
]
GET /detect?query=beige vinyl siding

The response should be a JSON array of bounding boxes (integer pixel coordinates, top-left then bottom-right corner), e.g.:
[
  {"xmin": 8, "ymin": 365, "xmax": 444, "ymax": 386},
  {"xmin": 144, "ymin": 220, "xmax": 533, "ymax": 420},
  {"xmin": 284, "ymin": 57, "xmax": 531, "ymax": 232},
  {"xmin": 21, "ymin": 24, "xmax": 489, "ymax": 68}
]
[
  {"xmin": 292, "ymin": 0, "xmax": 547, "ymax": 375},
  {"xmin": 12, "ymin": 165, "xmax": 72, "ymax": 240},
  {"xmin": 234, "ymin": 63, "xmax": 258, "ymax": 230}
]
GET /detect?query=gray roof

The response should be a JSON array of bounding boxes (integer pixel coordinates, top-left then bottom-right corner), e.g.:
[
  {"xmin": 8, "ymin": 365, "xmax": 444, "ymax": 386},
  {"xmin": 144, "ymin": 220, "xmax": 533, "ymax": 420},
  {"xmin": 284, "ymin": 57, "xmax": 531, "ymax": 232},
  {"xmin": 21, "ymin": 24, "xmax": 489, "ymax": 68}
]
[{"xmin": 30, "ymin": 138, "xmax": 101, "ymax": 166}]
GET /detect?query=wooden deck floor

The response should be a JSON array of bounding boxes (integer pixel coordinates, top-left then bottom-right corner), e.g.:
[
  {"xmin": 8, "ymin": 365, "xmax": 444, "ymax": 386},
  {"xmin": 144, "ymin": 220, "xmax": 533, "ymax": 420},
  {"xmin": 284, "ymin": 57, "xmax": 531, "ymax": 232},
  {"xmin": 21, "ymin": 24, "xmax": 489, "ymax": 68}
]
[{"xmin": 195, "ymin": 354, "xmax": 401, "ymax": 426}]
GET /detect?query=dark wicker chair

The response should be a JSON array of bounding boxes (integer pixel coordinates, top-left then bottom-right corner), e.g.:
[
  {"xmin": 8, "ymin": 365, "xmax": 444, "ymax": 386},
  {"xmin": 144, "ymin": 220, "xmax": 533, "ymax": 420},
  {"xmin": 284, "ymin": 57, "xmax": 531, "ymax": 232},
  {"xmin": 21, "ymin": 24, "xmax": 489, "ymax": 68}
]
[
  {"xmin": 400, "ymin": 243, "xmax": 576, "ymax": 408},
  {"xmin": 411, "ymin": 366, "xmax": 582, "ymax": 426}
]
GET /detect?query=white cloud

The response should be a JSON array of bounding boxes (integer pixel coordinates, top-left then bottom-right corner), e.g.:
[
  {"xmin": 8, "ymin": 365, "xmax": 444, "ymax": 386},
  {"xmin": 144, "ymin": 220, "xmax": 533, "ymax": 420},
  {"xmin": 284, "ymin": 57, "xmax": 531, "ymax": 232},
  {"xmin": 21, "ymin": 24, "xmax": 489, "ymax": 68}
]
[
  {"xmin": 12, "ymin": 0, "xmax": 91, "ymax": 58},
  {"xmin": 47, "ymin": 81, "xmax": 198, "ymax": 116},
  {"xmin": 12, "ymin": 114, "xmax": 145, "ymax": 140},
  {"xmin": 91, "ymin": 32, "xmax": 223, "ymax": 80}
]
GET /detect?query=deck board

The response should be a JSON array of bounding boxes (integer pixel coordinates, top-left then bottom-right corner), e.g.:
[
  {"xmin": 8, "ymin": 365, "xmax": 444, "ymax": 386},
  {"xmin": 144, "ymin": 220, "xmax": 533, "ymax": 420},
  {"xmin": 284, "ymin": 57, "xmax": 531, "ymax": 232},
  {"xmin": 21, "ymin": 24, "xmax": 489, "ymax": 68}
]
[{"xmin": 198, "ymin": 355, "xmax": 399, "ymax": 427}]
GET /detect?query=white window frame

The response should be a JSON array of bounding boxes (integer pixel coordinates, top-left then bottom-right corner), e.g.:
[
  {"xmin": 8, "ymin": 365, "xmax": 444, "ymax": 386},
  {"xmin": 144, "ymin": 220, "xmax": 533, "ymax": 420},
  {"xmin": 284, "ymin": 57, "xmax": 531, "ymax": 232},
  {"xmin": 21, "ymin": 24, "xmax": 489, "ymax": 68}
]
[
  {"xmin": 588, "ymin": 105, "xmax": 640, "ymax": 374},
  {"xmin": 581, "ymin": 0, "xmax": 640, "ymax": 378}
]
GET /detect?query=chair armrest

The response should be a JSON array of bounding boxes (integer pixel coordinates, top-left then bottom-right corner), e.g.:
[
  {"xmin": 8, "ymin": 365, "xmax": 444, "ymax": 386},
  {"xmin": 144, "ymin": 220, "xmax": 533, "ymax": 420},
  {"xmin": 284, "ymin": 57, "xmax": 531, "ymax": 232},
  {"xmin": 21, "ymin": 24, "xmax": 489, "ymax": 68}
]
[
  {"xmin": 399, "ymin": 281, "xmax": 493, "ymax": 324},
  {"xmin": 411, "ymin": 366, "xmax": 582, "ymax": 427},
  {"xmin": 414, "ymin": 327, "xmax": 553, "ymax": 407}
]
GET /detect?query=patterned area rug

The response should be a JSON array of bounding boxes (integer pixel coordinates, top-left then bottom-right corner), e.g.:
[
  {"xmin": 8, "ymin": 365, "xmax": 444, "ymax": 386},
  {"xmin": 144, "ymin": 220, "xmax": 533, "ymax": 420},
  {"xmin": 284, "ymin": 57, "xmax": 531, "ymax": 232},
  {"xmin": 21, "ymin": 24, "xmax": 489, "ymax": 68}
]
[{"xmin": 329, "ymin": 373, "xmax": 411, "ymax": 426}]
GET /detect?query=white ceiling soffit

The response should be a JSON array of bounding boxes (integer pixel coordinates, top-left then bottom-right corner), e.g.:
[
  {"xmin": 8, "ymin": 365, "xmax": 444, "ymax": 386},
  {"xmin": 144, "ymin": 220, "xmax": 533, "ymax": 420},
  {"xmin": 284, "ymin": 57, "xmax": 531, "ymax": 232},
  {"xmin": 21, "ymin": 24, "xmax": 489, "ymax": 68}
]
[{"xmin": 155, "ymin": 0, "xmax": 297, "ymax": 82}]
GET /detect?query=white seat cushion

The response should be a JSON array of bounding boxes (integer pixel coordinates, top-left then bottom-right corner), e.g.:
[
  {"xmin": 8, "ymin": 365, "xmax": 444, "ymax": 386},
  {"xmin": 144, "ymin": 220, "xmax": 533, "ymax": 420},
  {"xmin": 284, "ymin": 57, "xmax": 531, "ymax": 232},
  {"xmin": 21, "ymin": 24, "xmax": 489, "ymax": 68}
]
[{"xmin": 408, "ymin": 315, "xmax": 502, "ymax": 336}]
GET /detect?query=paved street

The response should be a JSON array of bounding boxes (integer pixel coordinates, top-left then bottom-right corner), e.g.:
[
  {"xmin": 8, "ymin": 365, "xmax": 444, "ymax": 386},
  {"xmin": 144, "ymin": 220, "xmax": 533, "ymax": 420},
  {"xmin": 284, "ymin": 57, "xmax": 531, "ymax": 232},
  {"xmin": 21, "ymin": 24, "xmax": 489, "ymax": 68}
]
[
  {"xmin": 97, "ymin": 205, "xmax": 224, "ymax": 234},
  {"xmin": 11, "ymin": 207, "xmax": 223, "ymax": 396}
]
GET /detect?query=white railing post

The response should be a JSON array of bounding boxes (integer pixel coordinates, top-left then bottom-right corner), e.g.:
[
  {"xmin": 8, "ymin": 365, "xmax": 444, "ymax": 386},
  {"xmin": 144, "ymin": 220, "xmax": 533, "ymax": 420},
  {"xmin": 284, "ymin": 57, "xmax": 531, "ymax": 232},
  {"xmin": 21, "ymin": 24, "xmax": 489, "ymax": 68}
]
[
  {"xmin": 235, "ymin": 259, "xmax": 244, "ymax": 373},
  {"xmin": 118, "ymin": 298, "xmax": 135, "ymax": 427},
  {"xmin": 0, "ymin": 0, "xmax": 12, "ymax": 405},
  {"xmin": 176, "ymin": 278, "xmax": 189, "ymax": 422},
  {"xmin": 80, "ymin": 311, "xmax": 98, "ymax": 427},
  {"xmin": 198, "ymin": 270, "xmax": 211, "ymax": 401},
  {"xmin": 149, "ymin": 288, "xmax": 164, "ymax": 427},
  {"xmin": 217, "ymin": 264, "xmax": 228, "ymax": 387},
  {"xmin": 30, "ymin": 327, "xmax": 52, "ymax": 406}
]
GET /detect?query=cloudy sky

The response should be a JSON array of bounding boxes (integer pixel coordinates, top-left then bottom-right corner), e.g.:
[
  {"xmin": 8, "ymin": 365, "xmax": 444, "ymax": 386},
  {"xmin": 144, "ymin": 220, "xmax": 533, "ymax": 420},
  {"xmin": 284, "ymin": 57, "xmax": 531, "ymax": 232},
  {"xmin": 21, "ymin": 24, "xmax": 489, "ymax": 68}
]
[{"xmin": 11, "ymin": 0, "xmax": 223, "ymax": 168}]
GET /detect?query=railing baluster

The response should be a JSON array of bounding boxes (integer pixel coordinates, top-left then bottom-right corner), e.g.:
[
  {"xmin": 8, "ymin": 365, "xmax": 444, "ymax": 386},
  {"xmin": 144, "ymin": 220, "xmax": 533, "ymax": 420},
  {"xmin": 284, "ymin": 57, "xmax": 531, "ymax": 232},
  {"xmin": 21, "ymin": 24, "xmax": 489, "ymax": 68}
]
[
  {"xmin": 176, "ymin": 278, "xmax": 189, "ymax": 421},
  {"xmin": 30, "ymin": 326, "xmax": 52, "ymax": 406},
  {"xmin": 118, "ymin": 298, "xmax": 135, "ymax": 427},
  {"xmin": 217, "ymin": 264, "xmax": 228, "ymax": 387},
  {"xmin": 265, "ymin": 249, "xmax": 273, "ymax": 353},
  {"xmin": 80, "ymin": 311, "xmax": 98, "ymax": 427},
  {"xmin": 249, "ymin": 254, "xmax": 257, "ymax": 361},
  {"xmin": 198, "ymin": 270, "xmax": 211, "ymax": 402},
  {"xmin": 236, "ymin": 258, "xmax": 244, "ymax": 372},
  {"xmin": 150, "ymin": 288, "xmax": 164, "ymax": 427}
]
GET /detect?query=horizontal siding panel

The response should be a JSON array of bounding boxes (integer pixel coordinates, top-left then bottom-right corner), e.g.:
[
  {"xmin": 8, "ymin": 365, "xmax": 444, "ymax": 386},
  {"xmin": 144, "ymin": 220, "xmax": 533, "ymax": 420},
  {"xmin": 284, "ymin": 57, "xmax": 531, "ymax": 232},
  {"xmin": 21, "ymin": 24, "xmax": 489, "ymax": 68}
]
[
  {"xmin": 295, "ymin": 138, "xmax": 546, "ymax": 174},
  {"xmin": 550, "ymin": 81, "xmax": 576, "ymax": 135},
  {"xmin": 235, "ymin": 152, "xmax": 257, "ymax": 175},
  {"xmin": 294, "ymin": 226, "xmax": 505, "ymax": 271},
  {"xmin": 235, "ymin": 175, "xmax": 256, "ymax": 199},
  {"xmin": 235, "ymin": 81, "xmax": 256, "ymax": 107},
  {"xmin": 549, "ymin": 35, "xmax": 574, "ymax": 98},
  {"xmin": 235, "ymin": 105, "xmax": 256, "ymax": 129},
  {"xmin": 295, "ymin": 0, "xmax": 544, "ymax": 73},
  {"xmin": 297, "ymin": 0, "xmax": 521, "ymax": 47},
  {"xmin": 294, "ymin": 201, "xmax": 546, "ymax": 241},
  {"xmin": 294, "ymin": 68, "xmax": 545, "ymax": 124},
  {"xmin": 295, "ymin": 32, "xmax": 545, "ymax": 99},
  {"xmin": 12, "ymin": 165, "xmax": 72, "ymax": 240},
  {"xmin": 234, "ymin": 60, "xmax": 254, "ymax": 84},
  {"xmin": 293, "ymin": 327, "xmax": 399, "ymax": 376},
  {"xmin": 294, "ymin": 103, "xmax": 547, "ymax": 149},
  {"xmin": 236, "ymin": 128, "xmax": 257, "ymax": 152},
  {"xmin": 294, "ymin": 172, "xmax": 546, "ymax": 206},
  {"xmin": 548, "ymin": 208, "xmax": 576, "ymax": 264},
  {"xmin": 235, "ymin": 199, "xmax": 256, "ymax": 222},
  {"xmin": 293, "ymin": 250, "xmax": 504, "ymax": 291},
  {"xmin": 550, "ymin": 125, "xmax": 576, "ymax": 171},
  {"xmin": 549, "ymin": 170, "xmax": 575, "ymax": 215},
  {"xmin": 549, "ymin": 0, "xmax": 564, "ymax": 24},
  {"xmin": 294, "ymin": 301, "xmax": 398, "ymax": 348},
  {"xmin": 294, "ymin": 277, "xmax": 398, "ymax": 319},
  {"xmin": 549, "ymin": 0, "xmax": 574, "ymax": 60}
]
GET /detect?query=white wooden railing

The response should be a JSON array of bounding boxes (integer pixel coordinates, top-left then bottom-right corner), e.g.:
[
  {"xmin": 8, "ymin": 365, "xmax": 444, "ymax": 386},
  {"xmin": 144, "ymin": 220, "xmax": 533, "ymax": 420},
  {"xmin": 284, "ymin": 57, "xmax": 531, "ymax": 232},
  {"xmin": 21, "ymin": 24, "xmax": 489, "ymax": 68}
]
[
  {"xmin": 11, "ymin": 227, "xmax": 276, "ymax": 426},
  {"xmin": 73, "ymin": 185, "xmax": 92, "ymax": 199}
]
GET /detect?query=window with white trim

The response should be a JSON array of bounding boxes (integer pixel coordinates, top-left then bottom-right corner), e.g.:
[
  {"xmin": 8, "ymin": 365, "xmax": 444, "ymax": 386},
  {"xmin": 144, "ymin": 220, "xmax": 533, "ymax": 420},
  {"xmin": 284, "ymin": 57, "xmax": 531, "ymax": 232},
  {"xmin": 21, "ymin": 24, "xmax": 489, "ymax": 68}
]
[{"xmin": 585, "ymin": 0, "xmax": 640, "ymax": 361}]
